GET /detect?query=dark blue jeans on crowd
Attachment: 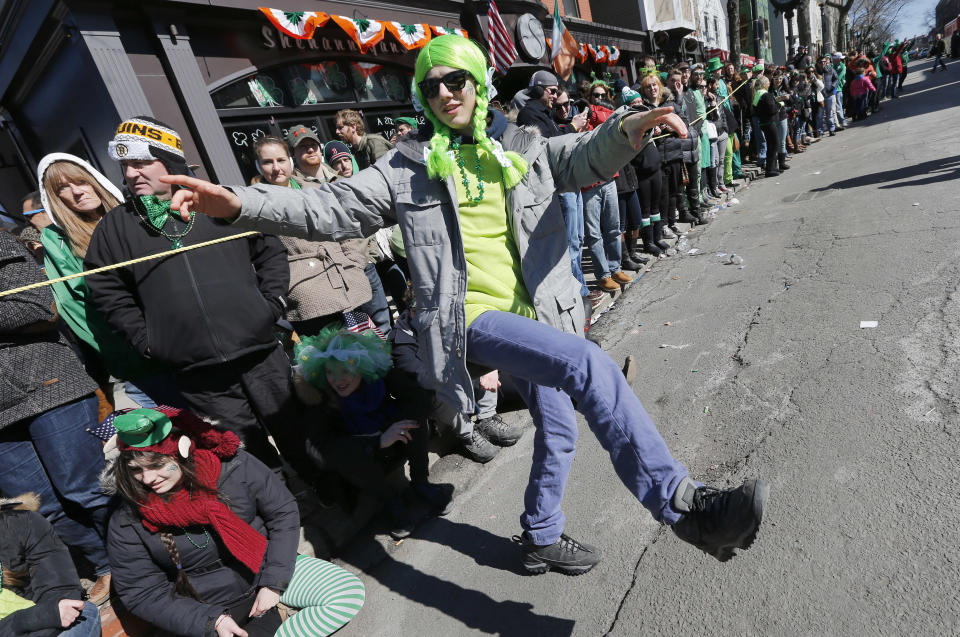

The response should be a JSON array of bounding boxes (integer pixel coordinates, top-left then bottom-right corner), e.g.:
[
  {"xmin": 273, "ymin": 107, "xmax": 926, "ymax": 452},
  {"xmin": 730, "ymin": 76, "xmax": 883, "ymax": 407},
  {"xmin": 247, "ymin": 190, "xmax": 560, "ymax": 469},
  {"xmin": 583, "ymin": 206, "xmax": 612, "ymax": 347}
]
[
  {"xmin": 467, "ymin": 310, "xmax": 689, "ymax": 546},
  {"xmin": 750, "ymin": 116, "xmax": 767, "ymax": 160},
  {"xmin": 558, "ymin": 190, "xmax": 588, "ymax": 297},
  {"xmin": 60, "ymin": 601, "xmax": 102, "ymax": 637},
  {"xmin": 0, "ymin": 395, "xmax": 111, "ymax": 575},
  {"xmin": 359, "ymin": 262, "xmax": 393, "ymax": 339}
]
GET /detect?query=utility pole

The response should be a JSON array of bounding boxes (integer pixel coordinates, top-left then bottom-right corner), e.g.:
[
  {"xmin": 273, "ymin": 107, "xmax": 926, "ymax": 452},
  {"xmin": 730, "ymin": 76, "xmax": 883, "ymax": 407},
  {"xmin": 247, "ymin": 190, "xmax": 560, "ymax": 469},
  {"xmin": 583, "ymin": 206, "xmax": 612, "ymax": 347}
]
[{"xmin": 750, "ymin": 0, "xmax": 762, "ymax": 59}]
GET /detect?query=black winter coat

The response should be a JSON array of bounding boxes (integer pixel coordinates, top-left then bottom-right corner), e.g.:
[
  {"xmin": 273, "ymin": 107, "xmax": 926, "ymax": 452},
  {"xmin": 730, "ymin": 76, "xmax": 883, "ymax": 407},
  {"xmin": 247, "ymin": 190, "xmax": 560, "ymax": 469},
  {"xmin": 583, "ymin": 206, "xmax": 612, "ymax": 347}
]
[
  {"xmin": 515, "ymin": 100, "xmax": 563, "ymax": 138},
  {"xmin": 0, "ymin": 502, "xmax": 83, "ymax": 637},
  {"xmin": 107, "ymin": 450, "xmax": 299, "ymax": 637},
  {"xmin": 85, "ymin": 201, "xmax": 289, "ymax": 370},
  {"xmin": 755, "ymin": 91, "xmax": 780, "ymax": 125},
  {"xmin": 0, "ymin": 232, "xmax": 96, "ymax": 428},
  {"xmin": 656, "ymin": 98, "xmax": 697, "ymax": 164}
]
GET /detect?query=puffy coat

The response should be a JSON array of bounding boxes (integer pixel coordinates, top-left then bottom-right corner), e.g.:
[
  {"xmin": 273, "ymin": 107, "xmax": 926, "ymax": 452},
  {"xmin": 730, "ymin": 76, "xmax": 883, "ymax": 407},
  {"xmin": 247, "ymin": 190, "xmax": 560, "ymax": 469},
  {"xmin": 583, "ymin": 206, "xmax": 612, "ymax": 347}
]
[
  {"xmin": 228, "ymin": 106, "xmax": 652, "ymax": 414},
  {"xmin": 107, "ymin": 450, "xmax": 299, "ymax": 637},
  {"xmin": 85, "ymin": 201, "xmax": 289, "ymax": 371},
  {"xmin": 516, "ymin": 99, "xmax": 563, "ymax": 138},
  {"xmin": 0, "ymin": 497, "xmax": 84, "ymax": 637},
  {"xmin": 0, "ymin": 232, "xmax": 97, "ymax": 428},
  {"xmin": 657, "ymin": 97, "xmax": 698, "ymax": 164}
]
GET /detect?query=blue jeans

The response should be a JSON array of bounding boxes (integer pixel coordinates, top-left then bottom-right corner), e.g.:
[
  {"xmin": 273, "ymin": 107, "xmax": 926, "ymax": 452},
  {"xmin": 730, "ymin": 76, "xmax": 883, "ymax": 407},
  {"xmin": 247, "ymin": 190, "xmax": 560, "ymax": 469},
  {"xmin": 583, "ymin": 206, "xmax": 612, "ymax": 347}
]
[
  {"xmin": 835, "ymin": 92, "xmax": 847, "ymax": 126},
  {"xmin": 750, "ymin": 116, "xmax": 766, "ymax": 160},
  {"xmin": 124, "ymin": 373, "xmax": 187, "ymax": 409},
  {"xmin": 0, "ymin": 396, "xmax": 110, "ymax": 575},
  {"xmin": 777, "ymin": 119, "xmax": 789, "ymax": 155},
  {"xmin": 558, "ymin": 191, "xmax": 588, "ymax": 297},
  {"xmin": 467, "ymin": 311, "xmax": 689, "ymax": 545},
  {"xmin": 932, "ymin": 54, "xmax": 948, "ymax": 71},
  {"xmin": 582, "ymin": 181, "xmax": 622, "ymax": 280},
  {"xmin": 822, "ymin": 94, "xmax": 836, "ymax": 132},
  {"xmin": 358, "ymin": 262, "xmax": 392, "ymax": 339},
  {"xmin": 60, "ymin": 601, "xmax": 102, "ymax": 637}
]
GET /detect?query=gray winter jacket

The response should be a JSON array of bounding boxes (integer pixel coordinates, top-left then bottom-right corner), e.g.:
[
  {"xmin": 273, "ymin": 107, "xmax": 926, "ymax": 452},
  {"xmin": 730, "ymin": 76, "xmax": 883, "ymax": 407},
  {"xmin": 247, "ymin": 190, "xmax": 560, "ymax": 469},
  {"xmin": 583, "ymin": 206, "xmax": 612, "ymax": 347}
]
[{"xmin": 229, "ymin": 107, "xmax": 651, "ymax": 413}]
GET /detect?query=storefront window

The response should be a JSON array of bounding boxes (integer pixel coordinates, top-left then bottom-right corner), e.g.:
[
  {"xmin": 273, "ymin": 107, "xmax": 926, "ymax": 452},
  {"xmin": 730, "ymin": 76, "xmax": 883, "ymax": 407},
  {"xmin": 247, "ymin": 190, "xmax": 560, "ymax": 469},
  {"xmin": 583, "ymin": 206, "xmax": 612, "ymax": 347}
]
[
  {"xmin": 212, "ymin": 73, "xmax": 287, "ymax": 109},
  {"xmin": 212, "ymin": 61, "xmax": 412, "ymax": 110},
  {"xmin": 350, "ymin": 63, "xmax": 411, "ymax": 103},
  {"xmin": 282, "ymin": 62, "xmax": 354, "ymax": 105}
]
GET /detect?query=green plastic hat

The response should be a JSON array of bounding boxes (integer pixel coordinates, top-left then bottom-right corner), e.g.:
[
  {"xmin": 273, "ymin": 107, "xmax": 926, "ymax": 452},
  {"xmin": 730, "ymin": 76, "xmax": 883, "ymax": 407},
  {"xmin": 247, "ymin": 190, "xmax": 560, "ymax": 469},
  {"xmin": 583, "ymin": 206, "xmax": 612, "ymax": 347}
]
[
  {"xmin": 113, "ymin": 408, "xmax": 173, "ymax": 448},
  {"xmin": 394, "ymin": 116, "xmax": 419, "ymax": 130},
  {"xmin": 705, "ymin": 57, "xmax": 723, "ymax": 72}
]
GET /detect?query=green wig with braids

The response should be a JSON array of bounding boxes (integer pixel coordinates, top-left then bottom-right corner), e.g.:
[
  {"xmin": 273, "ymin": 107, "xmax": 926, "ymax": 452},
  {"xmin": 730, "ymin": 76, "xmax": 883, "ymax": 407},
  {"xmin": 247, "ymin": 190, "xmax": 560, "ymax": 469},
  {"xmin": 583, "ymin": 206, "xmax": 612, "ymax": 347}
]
[
  {"xmin": 293, "ymin": 325, "xmax": 392, "ymax": 389},
  {"xmin": 413, "ymin": 35, "xmax": 528, "ymax": 190}
]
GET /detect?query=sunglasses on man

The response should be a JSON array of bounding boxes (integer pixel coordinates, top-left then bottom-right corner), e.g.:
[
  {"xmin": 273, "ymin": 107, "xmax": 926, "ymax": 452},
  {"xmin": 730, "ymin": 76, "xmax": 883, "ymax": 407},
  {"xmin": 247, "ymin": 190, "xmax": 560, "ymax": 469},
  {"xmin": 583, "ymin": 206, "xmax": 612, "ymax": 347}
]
[
  {"xmin": 553, "ymin": 101, "xmax": 570, "ymax": 111},
  {"xmin": 591, "ymin": 91, "xmax": 607, "ymax": 98},
  {"xmin": 417, "ymin": 69, "xmax": 469, "ymax": 99}
]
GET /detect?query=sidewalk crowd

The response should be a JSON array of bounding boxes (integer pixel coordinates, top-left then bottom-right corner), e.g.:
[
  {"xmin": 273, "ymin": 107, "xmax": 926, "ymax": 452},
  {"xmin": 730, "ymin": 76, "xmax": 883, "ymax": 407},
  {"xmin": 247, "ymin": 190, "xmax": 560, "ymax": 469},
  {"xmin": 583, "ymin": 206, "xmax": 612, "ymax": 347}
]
[{"xmin": 0, "ymin": 30, "xmax": 930, "ymax": 637}]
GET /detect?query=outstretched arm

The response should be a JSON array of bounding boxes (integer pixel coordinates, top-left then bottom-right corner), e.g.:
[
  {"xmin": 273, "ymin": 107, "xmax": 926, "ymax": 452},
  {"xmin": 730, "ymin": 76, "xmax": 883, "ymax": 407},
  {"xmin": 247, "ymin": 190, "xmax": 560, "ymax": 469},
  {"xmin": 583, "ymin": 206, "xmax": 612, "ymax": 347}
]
[
  {"xmin": 162, "ymin": 160, "xmax": 396, "ymax": 242},
  {"xmin": 545, "ymin": 106, "xmax": 687, "ymax": 192}
]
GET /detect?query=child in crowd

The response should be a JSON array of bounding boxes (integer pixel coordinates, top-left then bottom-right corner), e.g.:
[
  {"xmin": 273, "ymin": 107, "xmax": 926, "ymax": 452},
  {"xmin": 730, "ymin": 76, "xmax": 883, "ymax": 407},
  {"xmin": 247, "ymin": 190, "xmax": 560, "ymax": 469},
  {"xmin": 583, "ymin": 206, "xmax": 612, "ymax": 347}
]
[
  {"xmin": 292, "ymin": 326, "xmax": 454, "ymax": 539},
  {"xmin": 107, "ymin": 406, "xmax": 365, "ymax": 637},
  {"xmin": 849, "ymin": 66, "xmax": 876, "ymax": 121},
  {"xmin": 0, "ymin": 494, "xmax": 100, "ymax": 637}
]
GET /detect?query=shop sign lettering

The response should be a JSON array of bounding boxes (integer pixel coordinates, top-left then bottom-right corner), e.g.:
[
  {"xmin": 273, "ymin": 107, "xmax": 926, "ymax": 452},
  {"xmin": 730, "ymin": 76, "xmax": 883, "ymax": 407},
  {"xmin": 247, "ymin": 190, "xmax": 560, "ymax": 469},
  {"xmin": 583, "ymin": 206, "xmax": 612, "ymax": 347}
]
[{"xmin": 261, "ymin": 26, "xmax": 403, "ymax": 56}]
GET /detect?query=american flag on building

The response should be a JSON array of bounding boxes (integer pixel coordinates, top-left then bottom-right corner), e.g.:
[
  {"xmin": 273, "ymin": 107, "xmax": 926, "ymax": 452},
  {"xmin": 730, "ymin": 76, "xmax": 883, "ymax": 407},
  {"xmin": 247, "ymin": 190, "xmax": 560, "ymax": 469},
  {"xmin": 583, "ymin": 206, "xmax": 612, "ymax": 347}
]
[{"xmin": 486, "ymin": 0, "xmax": 518, "ymax": 75}]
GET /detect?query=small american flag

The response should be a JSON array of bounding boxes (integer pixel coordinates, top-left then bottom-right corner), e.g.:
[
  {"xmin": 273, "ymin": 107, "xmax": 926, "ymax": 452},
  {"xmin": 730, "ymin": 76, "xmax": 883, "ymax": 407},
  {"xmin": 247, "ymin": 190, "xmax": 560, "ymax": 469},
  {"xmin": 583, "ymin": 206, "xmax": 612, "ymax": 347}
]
[
  {"xmin": 486, "ymin": 0, "xmax": 518, "ymax": 76},
  {"xmin": 343, "ymin": 310, "xmax": 386, "ymax": 340}
]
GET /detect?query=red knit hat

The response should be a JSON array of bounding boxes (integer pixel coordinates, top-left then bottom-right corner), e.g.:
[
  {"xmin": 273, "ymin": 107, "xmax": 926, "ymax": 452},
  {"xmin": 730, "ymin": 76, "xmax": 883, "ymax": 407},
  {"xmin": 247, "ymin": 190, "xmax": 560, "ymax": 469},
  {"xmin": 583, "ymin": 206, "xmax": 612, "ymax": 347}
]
[{"xmin": 113, "ymin": 406, "xmax": 240, "ymax": 459}]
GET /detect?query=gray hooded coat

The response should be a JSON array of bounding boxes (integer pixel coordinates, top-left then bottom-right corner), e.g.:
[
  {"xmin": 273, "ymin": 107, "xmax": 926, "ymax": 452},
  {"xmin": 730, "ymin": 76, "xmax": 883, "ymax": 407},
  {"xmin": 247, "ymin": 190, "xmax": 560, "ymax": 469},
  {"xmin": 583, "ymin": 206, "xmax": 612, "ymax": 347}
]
[{"xmin": 229, "ymin": 107, "xmax": 652, "ymax": 413}]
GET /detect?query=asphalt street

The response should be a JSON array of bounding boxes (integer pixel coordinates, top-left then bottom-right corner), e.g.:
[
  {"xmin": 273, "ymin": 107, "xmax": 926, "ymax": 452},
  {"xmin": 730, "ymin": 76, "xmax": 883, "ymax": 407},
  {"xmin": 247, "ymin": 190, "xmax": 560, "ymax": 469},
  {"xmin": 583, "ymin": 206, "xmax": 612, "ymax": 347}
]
[{"xmin": 335, "ymin": 57, "xmax": 960, "ymax": 636}]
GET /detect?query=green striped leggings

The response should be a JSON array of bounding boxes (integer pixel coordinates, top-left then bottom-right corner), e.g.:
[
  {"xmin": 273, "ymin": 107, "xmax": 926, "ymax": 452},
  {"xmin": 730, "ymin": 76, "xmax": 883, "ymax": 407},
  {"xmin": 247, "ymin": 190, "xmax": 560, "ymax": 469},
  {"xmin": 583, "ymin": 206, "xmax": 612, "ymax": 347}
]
[{"xmin": 276, "ymin": 554, "xmax": 365, "ymax": 636}]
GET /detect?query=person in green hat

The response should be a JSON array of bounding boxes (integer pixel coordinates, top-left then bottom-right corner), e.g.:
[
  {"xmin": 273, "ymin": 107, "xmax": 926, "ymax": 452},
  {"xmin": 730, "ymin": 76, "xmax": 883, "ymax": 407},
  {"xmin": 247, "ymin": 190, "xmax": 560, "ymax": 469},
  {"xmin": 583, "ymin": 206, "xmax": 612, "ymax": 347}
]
[
  {"xmin": 107, "ymin": 406, "xmax": 366, "ymax": 637},
  {"xmin": 394, "ymin": 116, "xmax": 418, "ymax": 140}
]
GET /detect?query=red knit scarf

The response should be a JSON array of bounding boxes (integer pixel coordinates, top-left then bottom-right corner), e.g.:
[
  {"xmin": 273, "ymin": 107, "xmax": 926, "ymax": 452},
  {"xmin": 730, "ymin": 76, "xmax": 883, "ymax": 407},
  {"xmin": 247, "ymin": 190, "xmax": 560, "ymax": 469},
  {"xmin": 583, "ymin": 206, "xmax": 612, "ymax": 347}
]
[{"xmin": 137, "ymin": 449, "xmax": 267, "ymax": 574}]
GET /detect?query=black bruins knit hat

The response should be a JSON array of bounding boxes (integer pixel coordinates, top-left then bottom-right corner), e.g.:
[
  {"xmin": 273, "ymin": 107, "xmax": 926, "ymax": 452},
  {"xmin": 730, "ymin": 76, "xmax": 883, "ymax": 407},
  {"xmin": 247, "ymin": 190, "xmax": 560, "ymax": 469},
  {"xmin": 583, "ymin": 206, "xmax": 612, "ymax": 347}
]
[{"xmin": 108, "ymin": 116, "xmax": 188, "ymax": 174}]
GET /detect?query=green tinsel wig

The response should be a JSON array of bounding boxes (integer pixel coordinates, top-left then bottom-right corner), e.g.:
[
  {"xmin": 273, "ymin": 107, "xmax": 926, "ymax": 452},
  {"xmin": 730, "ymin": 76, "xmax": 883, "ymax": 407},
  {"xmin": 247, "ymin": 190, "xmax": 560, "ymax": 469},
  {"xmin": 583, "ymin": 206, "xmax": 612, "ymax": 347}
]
[
  {"xmin": 293, "ymin": 325, "xmax": 392, "ymax": 389},
  {"xmin": 413, "ymin": 35, "xmax": 528, "ymax": 190}
]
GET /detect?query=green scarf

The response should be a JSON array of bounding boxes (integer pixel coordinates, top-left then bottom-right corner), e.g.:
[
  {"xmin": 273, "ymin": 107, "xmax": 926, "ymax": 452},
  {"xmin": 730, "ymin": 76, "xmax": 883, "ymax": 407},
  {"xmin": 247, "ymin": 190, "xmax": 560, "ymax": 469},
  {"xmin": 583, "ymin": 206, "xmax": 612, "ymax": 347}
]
[
  {"xmin": 288, "ymin": 178, "xmax": 302, "ymax": 190},
  {"xmin": 139, "ymin": 195, "xmax": 174, "ymax": 231},
  {"xmin": 136, "ymin": 195, "xmax": 195, "ymax": 250},
  {"xmin": 752, "ymin": 89, "xmax": 768, "ymax": 108}
]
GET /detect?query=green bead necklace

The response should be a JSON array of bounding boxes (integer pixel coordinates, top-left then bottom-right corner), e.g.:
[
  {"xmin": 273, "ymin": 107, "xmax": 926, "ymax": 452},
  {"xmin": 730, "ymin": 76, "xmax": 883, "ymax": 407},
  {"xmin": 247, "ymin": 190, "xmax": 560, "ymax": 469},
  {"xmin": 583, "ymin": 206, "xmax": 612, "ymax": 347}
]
[
  {"xmin": 135, "ymin": 195, "xmax": 196, "ymax": 250},
  {"xmin": 451, "ymin": 137, "xmax": 484, "ymax": 203},
  {"xmin": 180, "ymin": 525, "xmax": 211, "ymax": 550}
]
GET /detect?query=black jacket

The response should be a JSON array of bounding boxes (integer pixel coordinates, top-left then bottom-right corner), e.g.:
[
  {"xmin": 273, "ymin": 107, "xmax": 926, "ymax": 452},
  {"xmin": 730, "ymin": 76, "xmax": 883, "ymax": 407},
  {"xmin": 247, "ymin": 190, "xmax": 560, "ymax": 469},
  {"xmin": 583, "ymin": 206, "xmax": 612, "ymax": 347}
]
[
  {"xmin": 85, "ymin": 200, "xmax": 289, "ymax": 370},
  {"xmin": 0, "ymin": 503, "xmax": 83, "ymax": 637},
  {"xmin": 0, "ymin": 232, "xmax": 97, "ymax": 428},
  {"xmin": 515, "ymin": 99, "xmax": 563, "ymax": 138},
  {"xmin": 655, "ymin": 98, "xmax": 697, "ymax": 165},
  {"xmin": 107, "ymin": 450, "xmax": 299, "ymax": 637},
  {"xmin": 755, "ymin": 91, "xmax": 780, "ymax": 125}
]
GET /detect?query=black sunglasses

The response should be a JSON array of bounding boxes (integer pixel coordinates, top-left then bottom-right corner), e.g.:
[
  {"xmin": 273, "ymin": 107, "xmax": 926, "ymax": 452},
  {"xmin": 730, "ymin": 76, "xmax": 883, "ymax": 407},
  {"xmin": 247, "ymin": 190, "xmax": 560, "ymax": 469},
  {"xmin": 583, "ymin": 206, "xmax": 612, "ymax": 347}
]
[
  {"xmin": 417, "ymin": 69, "xmax": 469, "ymax": 99},
  {"xmin": 553, "ymin": 101, "xmax": 569, "ymax": 111},
  {"xmin": 591, "ymin": 91, "xmax": 606, "ymax": 98}
]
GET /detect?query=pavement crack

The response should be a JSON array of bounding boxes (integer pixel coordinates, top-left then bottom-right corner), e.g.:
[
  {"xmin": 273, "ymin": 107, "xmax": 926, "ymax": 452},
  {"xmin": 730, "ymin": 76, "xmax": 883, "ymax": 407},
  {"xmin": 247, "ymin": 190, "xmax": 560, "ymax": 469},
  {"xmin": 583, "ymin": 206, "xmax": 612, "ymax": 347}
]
[{"xmin": 603, "ymin": 527, "xmax": 667, "ymax": 636}]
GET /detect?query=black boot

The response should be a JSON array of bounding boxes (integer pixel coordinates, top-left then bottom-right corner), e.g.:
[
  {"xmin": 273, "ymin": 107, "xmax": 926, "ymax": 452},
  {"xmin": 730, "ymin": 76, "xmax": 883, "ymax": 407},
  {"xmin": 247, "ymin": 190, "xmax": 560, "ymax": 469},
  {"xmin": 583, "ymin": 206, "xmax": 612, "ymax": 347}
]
[
  {"xmin": 652, "ymin": 217, "xmax": 672, "ymax": 252},
  {"xmin": 707, "ymin": 167, "xmax": 722, "ymax": 199},
  {"xmin": 671, "ymin": 477, "xmax": 770, "ymax": 562},
  {"xmin": 513, "ymin": 531, "xmax": 601, "ymax": 575},
  {"xmin": 639, "ymin": 223, "xmax": 661, "ymax": 256},
  {"xmin": 778, "ymin": 153, "xmax": 790, "ymax": 171},
  {"xmin": 677, "ymin": 197, "xmax": 699, "ymax": 225},
  {"xmin": 621, "ymin": 251, "xmax": 643, "ymax": 271},
  {"xmin": 626, "ymin": 233, "xmax": 649, "ymax": 265}
]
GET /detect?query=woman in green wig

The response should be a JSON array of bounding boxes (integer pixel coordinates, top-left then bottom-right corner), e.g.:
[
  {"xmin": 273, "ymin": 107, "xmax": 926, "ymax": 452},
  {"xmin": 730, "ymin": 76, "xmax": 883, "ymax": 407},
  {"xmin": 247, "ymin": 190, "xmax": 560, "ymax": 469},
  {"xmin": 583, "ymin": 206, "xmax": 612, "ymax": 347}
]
[{"xmin": 163, "ymin": 35, "xmax": 770, "ymax": 575}]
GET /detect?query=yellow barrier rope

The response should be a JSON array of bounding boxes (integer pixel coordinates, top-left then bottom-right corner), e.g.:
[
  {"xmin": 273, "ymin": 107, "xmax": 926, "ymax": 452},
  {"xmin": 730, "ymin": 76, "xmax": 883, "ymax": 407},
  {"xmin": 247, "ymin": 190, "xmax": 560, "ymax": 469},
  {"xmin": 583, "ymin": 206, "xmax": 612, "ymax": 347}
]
[
  {"xmin": 0, "ymin": 231, "xmax": 260, "ymax": 299},
  {"xmin": 651, "ymin": 77, "xmax": 752, "ymax": 141}
]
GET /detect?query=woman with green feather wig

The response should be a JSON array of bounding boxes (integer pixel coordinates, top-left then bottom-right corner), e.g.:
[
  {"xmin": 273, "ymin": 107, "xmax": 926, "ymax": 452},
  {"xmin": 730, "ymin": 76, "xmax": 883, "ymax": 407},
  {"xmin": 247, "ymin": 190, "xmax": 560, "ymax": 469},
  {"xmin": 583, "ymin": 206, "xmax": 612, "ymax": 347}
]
[{"xmin": 164, "ymin": 35, "xmax": 770, "ymax": 575}]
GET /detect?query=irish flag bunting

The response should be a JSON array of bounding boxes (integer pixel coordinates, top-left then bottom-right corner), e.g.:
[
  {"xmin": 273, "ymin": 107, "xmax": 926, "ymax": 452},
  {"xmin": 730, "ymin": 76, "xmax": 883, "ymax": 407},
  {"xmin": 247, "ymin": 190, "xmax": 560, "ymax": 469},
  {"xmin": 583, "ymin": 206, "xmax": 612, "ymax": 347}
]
[
  {"xmin": 577, "ymin": 43, "xmax": 589, "ymax": 63},
  {"xmin": 385, "ymin": 22, "xmax": 432, "ymax": 50},
  {"xmin": 431, "ymin": 26, "xmax": 468, "ymax": 38},
  {"xmin": 587, "ymin": 44, "xmax": 607, "ymax": 63},
  {"xmin": 607, "ymin": 46, "xmax": 621, "ymax": 64},
  {"xmin": 258, "ymin": 8, "xmax": 329, "ymax": 39},
  {"xmin": 350, "ymin": 61, "xmax": 384, "ymax": 78},
  {"xmin": 330, "ymin": 15, "xmax": 386, "ymax": 53}
]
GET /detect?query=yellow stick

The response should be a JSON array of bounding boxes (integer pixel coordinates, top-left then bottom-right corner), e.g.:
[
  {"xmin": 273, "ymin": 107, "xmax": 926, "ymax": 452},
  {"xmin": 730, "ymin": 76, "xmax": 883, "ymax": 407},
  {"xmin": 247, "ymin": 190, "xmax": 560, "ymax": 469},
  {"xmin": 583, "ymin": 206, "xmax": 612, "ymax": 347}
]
[
  {"xmin": 651, "ymin": 77, "xmax": 752, "ymax": 142},
  {"xmin": 0, "ymin": 231, "xmax": 261, "ymax": 298}
]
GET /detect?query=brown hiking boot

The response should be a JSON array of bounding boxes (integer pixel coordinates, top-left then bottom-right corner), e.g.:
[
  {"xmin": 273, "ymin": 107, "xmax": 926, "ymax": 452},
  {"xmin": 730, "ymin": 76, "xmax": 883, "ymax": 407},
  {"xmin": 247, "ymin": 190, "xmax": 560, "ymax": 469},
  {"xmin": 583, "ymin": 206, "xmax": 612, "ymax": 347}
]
[
  {"xmin": 597, "ymin": 277, "xmax": 620, "ymax": 292},
  {"xmin": 87, "ymin": 573, "xmax": 111, "ymax": 606},
  {"xmin": 611, "ymin": 271, "xmax": 633, "ymax": 285}
]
